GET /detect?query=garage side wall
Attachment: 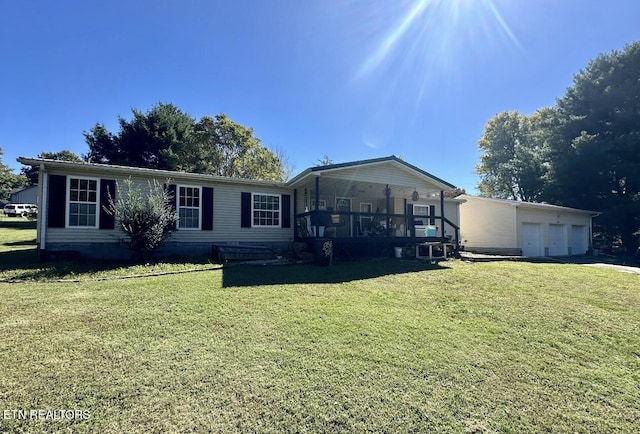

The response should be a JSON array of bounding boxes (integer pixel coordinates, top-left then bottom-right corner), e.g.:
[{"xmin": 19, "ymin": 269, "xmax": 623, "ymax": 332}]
[{"xmin": 459, "ymin": 197, "xmax": 518, "ymax": 255}]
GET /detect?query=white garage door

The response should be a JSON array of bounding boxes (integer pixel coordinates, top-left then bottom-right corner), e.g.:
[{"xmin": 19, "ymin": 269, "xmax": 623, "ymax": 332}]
[
  {"xmin": 571, "ymin": 225, "xmax": 587, "ymax": 255},
  {"xmin": 522, "ymin": 223, "xmax": 543, "ymax": 257},
  {"xmin": 548, "ymin": 224, "xmax": 567, "ymax": 256}
]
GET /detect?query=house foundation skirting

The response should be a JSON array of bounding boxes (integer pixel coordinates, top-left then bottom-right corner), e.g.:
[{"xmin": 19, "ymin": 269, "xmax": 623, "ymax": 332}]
[{"xmin": 42, "ymin": 241, "xmax": 292, "ymax": 261}]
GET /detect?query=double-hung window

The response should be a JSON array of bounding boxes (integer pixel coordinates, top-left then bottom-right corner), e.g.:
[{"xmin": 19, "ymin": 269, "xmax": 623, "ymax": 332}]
[
  {"xmin": 68, "ymin": 177, "xmax": 98, "ymax": 227},
  {"xmin": 413, "ymin": 204, "xmax": 429, "ymax": 219},
  {"xmin": 252, "ymin": 193, "xmax": 280, "ymax": 227},
  {"xmin": 178, "ymin": 185, "xmax": 201, "ymax": 229},
  {"xmin": 413, "ymin": 204, "xmax": 436, "ymax": 225}
]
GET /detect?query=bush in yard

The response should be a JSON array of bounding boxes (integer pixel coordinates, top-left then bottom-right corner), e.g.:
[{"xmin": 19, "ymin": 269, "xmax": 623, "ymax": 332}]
[{"xmin": 106, "ymin": 178, "xmax": 177, "ymax": 260}]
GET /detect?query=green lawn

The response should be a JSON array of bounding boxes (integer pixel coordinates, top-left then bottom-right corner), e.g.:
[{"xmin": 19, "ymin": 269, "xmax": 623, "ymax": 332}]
[
  {"xmin": 0, "ymin": 219, "xmax": 218, "ymax": 281},
  {"xmin": 1, "ymin": 223, "xmax": 639, "ymax": 433}
]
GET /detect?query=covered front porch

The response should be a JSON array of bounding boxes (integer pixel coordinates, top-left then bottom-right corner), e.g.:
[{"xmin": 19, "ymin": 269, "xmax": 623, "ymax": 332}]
[{"xmin": 287, "ymin": 157, "xmax": 461, "ymax": 260}]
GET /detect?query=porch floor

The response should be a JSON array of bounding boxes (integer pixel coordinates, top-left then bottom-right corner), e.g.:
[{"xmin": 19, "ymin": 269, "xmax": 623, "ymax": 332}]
[{"xmin": 300, "ymin": 236, "xmax": 453, "ymax": 261}]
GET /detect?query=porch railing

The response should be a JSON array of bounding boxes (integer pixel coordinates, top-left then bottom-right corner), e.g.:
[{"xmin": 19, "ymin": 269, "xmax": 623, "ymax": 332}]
[{"xmin": 294, "ymin": 210, "xmax": 460, "ymax": 247}]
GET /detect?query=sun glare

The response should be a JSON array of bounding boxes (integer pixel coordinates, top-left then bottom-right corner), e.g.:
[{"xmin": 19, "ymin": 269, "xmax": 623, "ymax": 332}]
[{"xmin": 355, "ymin": 0, "xmax": 521, "ymax": 92}]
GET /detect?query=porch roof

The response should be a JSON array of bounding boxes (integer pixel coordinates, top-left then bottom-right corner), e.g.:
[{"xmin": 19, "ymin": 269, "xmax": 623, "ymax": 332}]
[{"xmin": 287, "ymin": 155, "xmax": 456, "ymax": 192}]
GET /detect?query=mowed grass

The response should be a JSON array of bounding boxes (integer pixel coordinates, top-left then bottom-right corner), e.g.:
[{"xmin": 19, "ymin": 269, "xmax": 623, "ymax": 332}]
[
  {"xmin": 0, "ymin": 219, "xmax": 217, "ymax": 281},
  {"xmin": 0, "ymin": 225, "xmax": 639, "ymax": 432}
]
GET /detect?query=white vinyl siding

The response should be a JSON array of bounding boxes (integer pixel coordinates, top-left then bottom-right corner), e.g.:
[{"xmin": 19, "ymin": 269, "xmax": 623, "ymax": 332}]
[
  {"xmin": 460, "ymin": 195, "xmax": 594, "ymax": 256},
  {"xmin": 46, "ymin": 171, "xmax": 292, "ymax": 245},
  {"xmin": 178, "ymin": 185, "xmax": 201, "ymax": 230},
  {"xmin": 252, "ymin": 193, "xmax": 281, "ymax": 227},
  {"xmin": 321, "ymin": 163, "xmax": 448, "ymax": 192},
  {"xmin": 460, "ymin": 197, "xmax": 517, "ymax": 251},
  {"xmin": 67, "ymin": 177, "xmax": 99, "ymax": 228}
]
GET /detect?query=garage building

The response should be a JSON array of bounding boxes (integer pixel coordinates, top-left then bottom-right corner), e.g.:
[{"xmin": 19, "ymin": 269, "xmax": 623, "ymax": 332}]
[{"xmin": 459, "ymin": 195, "xmax": 598, "ymax": 257}]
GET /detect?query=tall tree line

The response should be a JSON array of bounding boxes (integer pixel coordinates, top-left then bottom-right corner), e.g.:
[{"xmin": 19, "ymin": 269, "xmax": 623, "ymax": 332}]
[
  {"xmin": 84, "ymin": 103, "xmax": 288, "ymax": 181},
  {"xmin": 476, "ymin": 42, "xmax": 640, "ymax": 254}
]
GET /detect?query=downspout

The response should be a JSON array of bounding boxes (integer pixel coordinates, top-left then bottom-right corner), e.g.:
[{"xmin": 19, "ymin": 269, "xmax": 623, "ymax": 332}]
[{"xmin": 38, "ymin": 163, "xmax": 48, "ymax": 261}]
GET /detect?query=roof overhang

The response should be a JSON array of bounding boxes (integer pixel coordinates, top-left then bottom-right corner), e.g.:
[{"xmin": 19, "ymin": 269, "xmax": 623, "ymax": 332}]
[
  {"xmin": 17, "ymin": 157, "xmax": 287, "ymax": 188},
  {"xmin": 459, "ymin": 194, "xmax": 599, "ymax": 216}
]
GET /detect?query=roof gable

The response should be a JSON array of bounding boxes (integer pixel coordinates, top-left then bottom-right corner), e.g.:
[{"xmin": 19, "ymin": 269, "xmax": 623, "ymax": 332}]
[{"xmin": 288, "ymin": 156, "xmax": 456, "ymax": 191}]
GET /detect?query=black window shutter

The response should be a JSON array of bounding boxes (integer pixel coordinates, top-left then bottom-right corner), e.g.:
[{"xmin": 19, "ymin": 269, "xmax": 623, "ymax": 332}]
[
  {"xmin": 282, "ymin": 194, "xmax": 291, "ymax": 228},
  {"xmin": 202, "ymin": 187, "xmax": 214, "ymax": 231},
  {"xmin": 167, "ymin": 184, "xmax": 177, "ymax": 230},
  {"xmin": 241, "ymin": 192, "xmax": 251, "ymax": 228},
  {"xmin": 99, "ymin": 179, "xmax": 116, "ymax": 229},
  {"xmin": 48, "ymin": 175, "xmax": 66, "ymax": 228},
  {"xmin": 429, "ymin": 205, "xmax": 436, "ymax": 225}
]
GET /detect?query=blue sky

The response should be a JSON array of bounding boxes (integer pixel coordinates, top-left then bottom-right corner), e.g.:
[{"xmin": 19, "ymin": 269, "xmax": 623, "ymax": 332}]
[{"xmin": 1, "ymin": 0, "xmax": 639, "ymax": 192}]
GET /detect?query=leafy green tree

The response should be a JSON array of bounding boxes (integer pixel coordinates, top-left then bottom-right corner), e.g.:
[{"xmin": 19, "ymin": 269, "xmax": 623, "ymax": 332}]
[
  {"xmin": 192, "ymin": 114, "xmax": 285, "ymax": 181},
  {"xmin": 476, "ymin": 111, "xmax": 547, "ymax": 201},
  {"xmin": 84, "ymin": 103, "xmax": 286, "ymax": 181},
  {"xmin": 85, "ymin": 103, "xmax": 195, "ymax": 170},
  {"xmin": 21, "ymin": 150, "xmax": 82, "ymax": 185},
  {"xmin": 0, "ymin": 147, "xmax": 27, "ymax": 202},
  {"xmin": 105, "ymin": 178, "xmax": 177, "ymax": 261},
  {"xmin": 548, "ymin": 42, "xmax": 640, "ymax": 254}
]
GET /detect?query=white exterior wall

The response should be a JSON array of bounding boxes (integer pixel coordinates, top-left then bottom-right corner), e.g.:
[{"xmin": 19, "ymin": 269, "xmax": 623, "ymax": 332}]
[
  {"xmin": 321, "ymin": 163, "xmax": 446, "ymax": 191},
  {"xmin": 516, "ymin": 208, "xmax": 592, "ymax": 256},
  {"xmin": 459, "ymin": 195, "xmax": 594, "ymax": 256},
  {"xmin": 460, "ymin": 197, "xmax": 518, "ymax": 254},
  {"xmin": 44, "ymin": 168, "xmax": 293, "ymax": 255}
]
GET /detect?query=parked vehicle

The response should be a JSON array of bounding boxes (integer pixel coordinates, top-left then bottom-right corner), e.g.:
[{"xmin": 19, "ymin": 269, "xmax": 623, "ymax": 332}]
[{"xmin": 3, "ymin": 203, "xmax": 38, "ymax": 217}]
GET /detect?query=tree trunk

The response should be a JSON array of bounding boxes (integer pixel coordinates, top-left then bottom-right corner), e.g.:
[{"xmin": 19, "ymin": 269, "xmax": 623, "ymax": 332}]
[{"xmin": 620, "ymin": 213, "xmax": 639, "ymax": 256}]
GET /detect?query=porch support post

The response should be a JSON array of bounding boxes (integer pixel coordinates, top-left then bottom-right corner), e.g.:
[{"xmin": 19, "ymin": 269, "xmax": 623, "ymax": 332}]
[
  {"xmin": 440, "ymin": 190, "xmax": 445, "ymax": 238},
  {"xmin": 293, "ymin": 188, "xmax": 297, "ymax": 220},
  {"xmin": 385, "ymin": 184, "xmax": 391, "ymax": 237},
  {"xmin": 315, "ymin": 176, "xmax": 320, "ymax": 237},
  {"xmin": 37, "ymin": 163, "xmax": 48, "ymax": 261},
  {"xmin": 403, "ymin": 198, "xmax": 407, "ymax": 238}
]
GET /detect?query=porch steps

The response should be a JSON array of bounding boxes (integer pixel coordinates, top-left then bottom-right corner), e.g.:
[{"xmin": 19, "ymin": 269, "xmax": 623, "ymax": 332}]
[{"xmin": 213, "ymin": 244, "xmax": 277, "ymax": 262}]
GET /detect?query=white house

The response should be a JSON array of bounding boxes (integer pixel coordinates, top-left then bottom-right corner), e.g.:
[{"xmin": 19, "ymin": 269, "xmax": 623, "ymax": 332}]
[
  {"xmin": 459, "ymin": 195, "xmax": 598, "ymax": 257},
  {"xmin": 18, "ymin": 156, "xmax": 462, "ymax": 261}
]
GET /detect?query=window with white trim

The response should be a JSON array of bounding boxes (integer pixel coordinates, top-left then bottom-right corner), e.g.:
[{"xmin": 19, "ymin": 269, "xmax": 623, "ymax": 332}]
[
  {"xmin": 68, "ymin": 177, "xmax": 98, "ymax": 227},
  {"xmin": 252, "ymin": 193, "xmax": 280, "ymax": 227},
  {"xmin": 413, "ymin": 204, "xmax": 429, "ymax": 217},
  {"xmin": 311, "ymin": 200, "xmax": 326, "ymax": 211},
  {"xmin": 178, "ymin": 185, "xmax": 201, "ymax": 229}
]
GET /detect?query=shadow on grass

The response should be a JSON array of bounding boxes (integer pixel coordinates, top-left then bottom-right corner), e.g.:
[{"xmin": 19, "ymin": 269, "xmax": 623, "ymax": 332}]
[
  {"xmin": 221, "ymin": 259, "xmax": 451, "ymax": 288},
  {"xmin": 0, "ymin": 248, "xmax": 38, "ymax": 266},
  {"xmin": 0, "ymin": 220, "xmax": 37, "ymax": 230},
  {"xmin": 4, "ymin": 239, "xmax": 37, "ymax": 247},
  {"xmin": 0, "ymin": 247, "xmax": 216, "ymax": 281},
  {"xmin": 0, "ymin": 248, "xmax": 87, "ymax": 280}
]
